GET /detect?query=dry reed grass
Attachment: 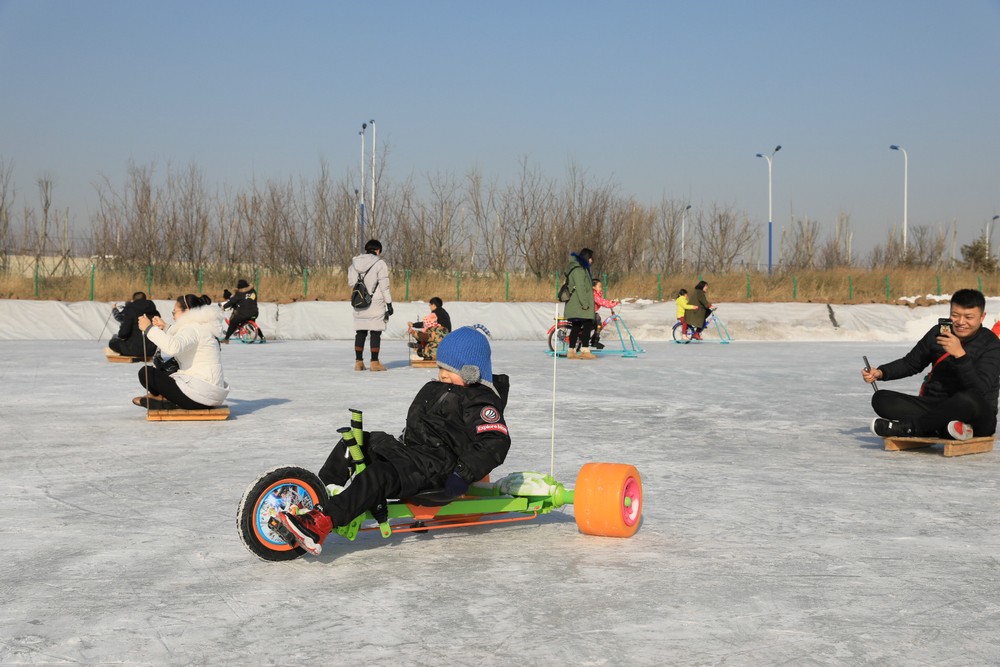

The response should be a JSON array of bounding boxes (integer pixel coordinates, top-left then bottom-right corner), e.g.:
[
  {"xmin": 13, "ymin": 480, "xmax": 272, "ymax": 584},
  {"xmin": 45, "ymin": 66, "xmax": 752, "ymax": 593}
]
[{"xmin": 2, "ymin": 267, "xmax": 997, "ymax": 305}]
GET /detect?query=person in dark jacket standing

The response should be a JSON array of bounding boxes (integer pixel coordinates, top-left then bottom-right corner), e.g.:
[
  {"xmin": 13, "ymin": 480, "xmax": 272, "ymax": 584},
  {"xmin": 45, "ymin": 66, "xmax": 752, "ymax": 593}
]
[
  {"xmin": 277, "ymin": 326, "xmax": 511, "ymax": 556},
  {"xmin": 221, "ymin": 279, "xmax": 264, "ymax": 343},
  {"xmin": 562, "ymin": 248, "xmax": 596, "ymax": 359},
  {"xmin": 107, "ymin": 291, "xmax": 160, "ymax": 358},
  {"xmin": 864, "ymin": 288, "xmax": 1000, "ymax": 441}
]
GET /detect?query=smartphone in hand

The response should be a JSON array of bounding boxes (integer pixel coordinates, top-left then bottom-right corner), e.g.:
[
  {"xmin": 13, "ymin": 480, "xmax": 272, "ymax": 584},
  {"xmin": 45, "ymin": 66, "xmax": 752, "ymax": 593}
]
[
  {"xmin": 938, "ymin": 318, "xmax": 953, "ymax": 336},
  {"xmin": 863, "ymin": 355, "xmax": 878, "ymax": 391}
]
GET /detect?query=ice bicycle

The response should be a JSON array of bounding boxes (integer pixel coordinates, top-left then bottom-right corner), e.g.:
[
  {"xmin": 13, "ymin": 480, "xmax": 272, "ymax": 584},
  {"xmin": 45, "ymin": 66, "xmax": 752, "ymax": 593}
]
[
  {"xmin": 223, "ymin": 317, "xmax": 263, "ymax": 343},
  {"xmin": 237, "ymin": 409, "xmax": 643, "ymax": 561},
  {"xmin": 672, "ymin": 311, "xmax": 733, "ymax": 344},
  {"xmin": 546, "ymin": 309, "xmax": 645, "ymax": 358}
]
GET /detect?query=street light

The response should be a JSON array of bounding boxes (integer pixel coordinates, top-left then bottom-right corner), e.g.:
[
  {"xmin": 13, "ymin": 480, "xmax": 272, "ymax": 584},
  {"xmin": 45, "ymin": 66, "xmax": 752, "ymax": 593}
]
[
  {"xmin": 681, "ymin": 204, "xmax": 691, "ymax": 268},
  {"xmin": 359, "ymin": 123, "xmax": 367, "ymax": 250},
  {"xmin": 369, "ymin": 119, "xmax": 376, "ymax": 226},
  {"xmin": 755, "ymin": 144, "xmax": 781, "ymax": 274},
  {"xmin": 889, "ymin": 145, "xmax": 908, "ymax": 252}
]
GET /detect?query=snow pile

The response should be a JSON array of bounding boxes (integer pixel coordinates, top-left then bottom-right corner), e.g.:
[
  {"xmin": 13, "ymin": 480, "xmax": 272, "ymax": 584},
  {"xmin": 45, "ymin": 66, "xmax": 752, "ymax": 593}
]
[{"xmin": 1, "ymin": 297, "xmax": 997, "ymax": 342}]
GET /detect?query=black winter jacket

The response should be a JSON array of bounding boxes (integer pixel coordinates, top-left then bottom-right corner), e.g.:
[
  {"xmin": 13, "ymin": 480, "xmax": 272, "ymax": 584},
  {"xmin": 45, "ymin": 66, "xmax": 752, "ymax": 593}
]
[
  {"xmin": 115, "ymin": 298, "xmax": 160, "ymax": 357},
  {"xmin": 223, "ymin": 288, "xmax": 259, "ymax": 319},
  {"xmin": 879, "ymin": 325, "xmax": 1000, "ymax": 420},
  {"xmin": 370, "ymin": 375, "xmax": 511, "ymax": 498}
]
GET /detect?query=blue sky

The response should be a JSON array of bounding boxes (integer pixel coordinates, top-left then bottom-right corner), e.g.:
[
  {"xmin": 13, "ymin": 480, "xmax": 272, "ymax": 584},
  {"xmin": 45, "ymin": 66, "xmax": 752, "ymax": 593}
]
[{"xmin": 1, "ymin": 0, "xmax": 998, "ymax": 258}]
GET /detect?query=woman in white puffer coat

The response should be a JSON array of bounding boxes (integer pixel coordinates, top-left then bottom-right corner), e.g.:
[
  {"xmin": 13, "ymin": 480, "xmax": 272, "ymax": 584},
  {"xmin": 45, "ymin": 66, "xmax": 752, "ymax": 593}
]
[{"xmin": 134, "ymin": 294, "xmax": 230, "ymax": 410}]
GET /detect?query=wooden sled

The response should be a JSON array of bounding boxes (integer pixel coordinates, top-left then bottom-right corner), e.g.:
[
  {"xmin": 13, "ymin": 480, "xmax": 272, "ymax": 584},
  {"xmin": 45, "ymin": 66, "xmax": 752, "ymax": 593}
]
[
  {"xmin": 883, "ymin": 435, "xmax": 995, "ymax": 457},
  {"xmin": 409, "ymin": 352, "xmax": 437, "ymax": 368},
  {"xmin": 107, "ymin": 354, "xmax": 143, "ymax": 363},
  {"xmin": 147, "ymin": 405, "xmax": 230, "ymax": 422}
]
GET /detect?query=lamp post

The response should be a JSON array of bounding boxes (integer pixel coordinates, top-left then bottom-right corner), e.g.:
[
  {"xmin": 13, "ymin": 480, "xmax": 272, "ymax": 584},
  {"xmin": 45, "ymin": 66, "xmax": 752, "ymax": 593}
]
[
  {"xmin": 359, "ymin": 123, "xmax": 367, "ymax": 250},
  {"xmin": 755, "ymin": 144, "xmax": 781, "ymax": 274},
  {"xmin": 369, "ymin": 119, "xmax": 376, "ymax": 227},
  {"xmin": 681, "ymin": 204, "xmax": 691, "ymax": 268},
  {"xmin": 889, "ymin": 145, "xmax": 908, "ymax": 253}
]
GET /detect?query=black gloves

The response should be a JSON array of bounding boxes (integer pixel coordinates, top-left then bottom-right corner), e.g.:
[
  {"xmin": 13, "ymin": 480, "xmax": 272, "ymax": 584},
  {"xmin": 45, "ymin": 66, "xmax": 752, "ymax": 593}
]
[
  {"xmin": 385, "ymin": 303, "xmax": 394, "ymax": 319},
  {"xmin": 444, "ymin": 472, "xmax": 469, "ymax": 498}
]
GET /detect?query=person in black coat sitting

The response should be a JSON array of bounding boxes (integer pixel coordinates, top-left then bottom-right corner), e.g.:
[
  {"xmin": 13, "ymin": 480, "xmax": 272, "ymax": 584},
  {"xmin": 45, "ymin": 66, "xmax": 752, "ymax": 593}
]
[
  {"xmin": 221, "ymin": 279, "xmax": 265, "ymax": 343},
  {"xmin": 277, "ymin": 326, "xmax": 511, "ymax": 556},
  {"xmin": 107, "ymin": 291, "xmax": 159, "ymax": 358}
]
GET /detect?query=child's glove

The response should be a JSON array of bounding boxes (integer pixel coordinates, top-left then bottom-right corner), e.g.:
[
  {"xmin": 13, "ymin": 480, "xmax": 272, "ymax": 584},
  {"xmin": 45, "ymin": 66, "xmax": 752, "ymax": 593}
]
[{"xmin": 444, "ymin": 472, "xmax": 469, "ymax": 498}]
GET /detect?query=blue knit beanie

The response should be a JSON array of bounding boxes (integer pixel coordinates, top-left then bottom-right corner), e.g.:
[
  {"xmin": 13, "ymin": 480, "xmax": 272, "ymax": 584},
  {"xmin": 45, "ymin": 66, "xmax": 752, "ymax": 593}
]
[{"xmin": 436, "ymin": 326, "xmax": 493, "ymax": 387}]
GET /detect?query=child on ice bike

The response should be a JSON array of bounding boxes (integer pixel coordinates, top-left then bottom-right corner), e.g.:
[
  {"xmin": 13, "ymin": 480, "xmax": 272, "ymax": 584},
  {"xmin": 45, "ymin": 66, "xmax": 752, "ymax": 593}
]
[
  {"xmin": 588, "ymin": 279, "xmax": 620, "ymax": 350},
  {"xmin": 278, "ymin": 326, "xmax": 511, "ymax": 556},
  {"xmin": 675, "ymin": 289, "xmax": 697, "ymax": 335}
]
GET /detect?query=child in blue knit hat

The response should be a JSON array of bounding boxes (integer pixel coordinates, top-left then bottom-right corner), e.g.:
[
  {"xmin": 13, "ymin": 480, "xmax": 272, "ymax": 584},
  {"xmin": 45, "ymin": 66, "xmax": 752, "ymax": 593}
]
[{"xmin": 278, "ymin": 326, "xmax": 511, "ymax": 556}]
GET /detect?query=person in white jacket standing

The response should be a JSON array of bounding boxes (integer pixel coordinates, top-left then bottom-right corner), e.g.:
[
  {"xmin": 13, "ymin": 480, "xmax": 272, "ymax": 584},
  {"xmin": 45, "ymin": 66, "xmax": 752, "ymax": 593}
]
[
  {"xmin": 348, "ymin": 239, "xmax": 393, "ymax": 372},
  {"xmin": 133, "ymin": 294, "xmax": 231, "ymax": 410}
]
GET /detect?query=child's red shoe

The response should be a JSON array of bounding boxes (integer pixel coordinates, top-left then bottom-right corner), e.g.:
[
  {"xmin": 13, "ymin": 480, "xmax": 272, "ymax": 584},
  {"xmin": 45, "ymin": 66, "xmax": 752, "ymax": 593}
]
[
  {"xmin": 278, "ymin": 509, "xmax": 333, "ymax": 555},
  {"xmin": 692, "ymin": 331, "xmax": 703, "ymax": 340}
]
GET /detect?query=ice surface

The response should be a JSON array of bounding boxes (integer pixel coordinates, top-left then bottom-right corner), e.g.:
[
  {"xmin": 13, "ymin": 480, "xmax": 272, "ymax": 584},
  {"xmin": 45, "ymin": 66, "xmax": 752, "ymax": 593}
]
[{"xmin": 3, "ymin": 301, "xmax": 1000, "ymax": 665}]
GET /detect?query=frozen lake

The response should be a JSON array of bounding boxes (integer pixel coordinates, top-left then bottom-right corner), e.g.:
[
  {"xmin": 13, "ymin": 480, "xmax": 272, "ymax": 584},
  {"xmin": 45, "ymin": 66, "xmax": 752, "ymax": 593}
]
[{"xmin": 3, "ymin": 338, "xmax": 1000, "ymax": 665}]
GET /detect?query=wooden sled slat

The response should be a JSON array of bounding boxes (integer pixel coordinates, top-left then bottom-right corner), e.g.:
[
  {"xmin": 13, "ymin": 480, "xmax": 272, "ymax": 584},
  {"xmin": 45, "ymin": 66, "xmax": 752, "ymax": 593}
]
[
  {"xmin": 147, "ymin": 406, "xmax": 230, "ymax": 422},
  {"xmin": 410, "ymin": 356, "xmax": 437, "ymax": 368},
  {"xmin": 107, "ymin": 355, "xmax": 143, "ymax": 363},
  {"xmin": 883, "ymin": 435, "xmax": 994, "ymax": 457}
]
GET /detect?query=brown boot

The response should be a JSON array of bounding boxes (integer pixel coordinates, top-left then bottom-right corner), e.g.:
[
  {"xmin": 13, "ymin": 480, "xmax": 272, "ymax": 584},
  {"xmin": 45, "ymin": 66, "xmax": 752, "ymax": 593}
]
[
  {"xmin": 369, "ymin": 360, "xmax": 387, "ymax": 372},
  {"xmin": 566, "ymin": 349, "xmax": 579, "ymax": 360},
  {"xmin": 578, "ymin": 348, "xmax": 597, "ymax": 359},
  {"xmin": 354, "ymin": 360, "xmax": 366, "ymax": 371}
]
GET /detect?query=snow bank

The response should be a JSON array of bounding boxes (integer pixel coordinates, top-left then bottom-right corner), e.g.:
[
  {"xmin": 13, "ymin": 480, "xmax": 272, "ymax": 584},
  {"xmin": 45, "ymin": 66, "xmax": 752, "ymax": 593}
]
[{"xmin": 2, "ymin": 297, "xmax": 997, "ymax": 343}]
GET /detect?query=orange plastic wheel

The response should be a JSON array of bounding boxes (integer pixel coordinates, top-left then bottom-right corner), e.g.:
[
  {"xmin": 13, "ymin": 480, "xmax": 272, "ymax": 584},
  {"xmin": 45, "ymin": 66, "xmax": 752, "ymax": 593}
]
[{"xmin": 573, "ymin": 462, "xmax": 642, "ymax": 538}]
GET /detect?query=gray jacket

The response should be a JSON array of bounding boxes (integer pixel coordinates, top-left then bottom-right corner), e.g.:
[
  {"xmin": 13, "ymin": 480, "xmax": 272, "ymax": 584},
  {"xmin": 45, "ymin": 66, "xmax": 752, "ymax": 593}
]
[{"xmin": 348, "ymin": 253, "xmax": 392, "ymax": 331}]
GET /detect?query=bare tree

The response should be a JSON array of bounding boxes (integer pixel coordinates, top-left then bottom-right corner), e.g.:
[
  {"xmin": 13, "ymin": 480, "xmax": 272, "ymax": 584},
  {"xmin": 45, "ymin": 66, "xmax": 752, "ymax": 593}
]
[
  {"xmin": 35, "ymin": 172, "xmax": 53, "ymax": 262},
  {"xmin": 0, "ymin": 157, "xmax": 13, "ymax": 270},
  {"xmin": 782, "ymin": 217, "xmax": 819, "ymax": 270},
  {"xmin": 693, "ymin": 205, "xmax": 760, "ymax": 272}
]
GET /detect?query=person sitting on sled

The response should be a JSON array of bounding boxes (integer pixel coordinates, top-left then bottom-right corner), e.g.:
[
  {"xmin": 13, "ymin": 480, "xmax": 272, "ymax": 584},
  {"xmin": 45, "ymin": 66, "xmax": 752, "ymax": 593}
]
[
  {"xmin": 134, "ymin": 294, "xmax": 231, "ymax": 410},
  {"xmin": 675, "ymin": 288, "xmax": 697, "ymax": 333},
  {"xmin": 865, "ymin": 288, "xmax": 1000, "ymax": 441},
  {"xmin": 107, "ymin": 291, "xmax": 160, "ymax": 358},
  {"xmin": 278, "ymin": 326, "xmax": 511, "ymax": 556},
  {"xmin": 407, "ymin": 296, "xmax": 452, "ymax": 359},
  {"xmin": 221, "ymin": 279, "xmax": 265, "ymax": 344},
  {"xmin": 588, "ymin": 279, "xmax": 620, "ymax": 350}
]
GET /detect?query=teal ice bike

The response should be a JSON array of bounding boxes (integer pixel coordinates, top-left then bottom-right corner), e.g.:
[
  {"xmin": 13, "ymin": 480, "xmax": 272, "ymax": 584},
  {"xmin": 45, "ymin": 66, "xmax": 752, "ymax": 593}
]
[{"xmin": 237, "ymin": 410, "xmax": 643, "ymax": 561}]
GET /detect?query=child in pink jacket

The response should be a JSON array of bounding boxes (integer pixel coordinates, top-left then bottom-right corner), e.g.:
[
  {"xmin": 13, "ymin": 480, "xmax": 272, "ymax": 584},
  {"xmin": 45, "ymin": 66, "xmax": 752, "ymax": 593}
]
[{"xmin": 589, "ymin": 279, "xmax": 620, "ymax": 350}]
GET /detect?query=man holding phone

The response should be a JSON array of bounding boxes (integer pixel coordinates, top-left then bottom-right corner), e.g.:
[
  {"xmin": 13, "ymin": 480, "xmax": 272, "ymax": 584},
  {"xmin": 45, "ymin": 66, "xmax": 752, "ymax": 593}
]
[{"xmin": 863, "ymin": 288, "xmax": 1000, "ymax": 440}]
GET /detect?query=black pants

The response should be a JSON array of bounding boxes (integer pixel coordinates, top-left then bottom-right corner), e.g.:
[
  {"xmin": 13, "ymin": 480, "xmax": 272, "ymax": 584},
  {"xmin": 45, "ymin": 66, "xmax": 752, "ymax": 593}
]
[
  {"xmin": 568, "ymin": 318, "xmax": 594, "ymax": 349},
  {"xmin": 354, "ymin": 330, "xmax": 381, "ymax": 361},
  {"xmin": 318, "ymin": 433, "xmax": 403, "ymax": 527},
  {"xmin": 137, "ymin": 367, "xmax": 211, "ymax": 410},
  {"xmin": 109, "ymin": 333, "xmax": 157, "ymax": 358},
  {"xmin": 872, "ymin": 389, "xmax": 995, "ymax": 437}
]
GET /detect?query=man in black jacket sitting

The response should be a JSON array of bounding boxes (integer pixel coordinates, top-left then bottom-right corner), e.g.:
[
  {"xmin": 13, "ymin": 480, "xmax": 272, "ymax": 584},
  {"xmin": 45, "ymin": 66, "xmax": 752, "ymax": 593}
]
[
  {"xmin": 864, "ymin": 288, "xmax": 1000, "ymax": 441},
  {"xmin": 107, "ymin": 291, "xmax": 159, "ymax": 358}
]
